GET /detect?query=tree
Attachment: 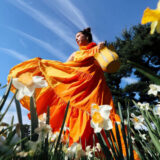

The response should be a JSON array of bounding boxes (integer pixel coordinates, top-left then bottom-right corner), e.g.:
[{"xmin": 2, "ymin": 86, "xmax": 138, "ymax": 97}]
[{"xmin": 105, "ymin": 24, "xmax": 160, "ymax": 109}]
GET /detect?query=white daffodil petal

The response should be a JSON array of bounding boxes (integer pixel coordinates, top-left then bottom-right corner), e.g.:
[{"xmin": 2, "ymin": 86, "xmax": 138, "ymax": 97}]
[
  {"xmin": 100, "ymin": 110, "xmax": 111, "ymax": 119},
  {"xmin": 16, "ymin": 90, "xmax": 25, "ymax": 100},
  {"xmin": 134, "ymin": 123, "xmax": 148, "ymax": 131},
  {"xmin": 32, "ymin": 76, "xmax": 44, "ymax": 82},
  {"xmin": 148, "ymin": 84, "xmax": 160, "ymax": 96},
  {"xmin": 34, "ymin": 80, "xmax": 48, "ymax": 88},
  {"xmin": 23, "ymin": 86, "xmax": 35, "ymax": 97},
  {"xmin": 148, "ymin": 90, "xmax": 157, "ymax": 96},
  {"xmin": 131, "ymin": 113, "xmax": 136, "ymax": 118},
  {"xmin": 12, "ymin": 78, "xmax": 24, "ymax": 89},
  {"xmin": 91, "ymin": 121, "xmax": 102, "ymax": 133},
  {"xmin": 91, "ymin": 104, "xmax": 100, "ymax": 115},
  {"xmin": 137, "ymin": 102, "xmax": 150, "ymax": 110},
  {"xmin": 103, "ymin": 119, "xmax": 113, "ymax": 130},
  {"xmin": 100, "ymin": 105, "xmax": 112, "ymax": 111}
]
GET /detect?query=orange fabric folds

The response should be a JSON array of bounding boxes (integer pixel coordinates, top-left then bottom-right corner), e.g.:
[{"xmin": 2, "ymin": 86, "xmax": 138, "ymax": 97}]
[{"xmin": 8, "ymin": 44, "xmax": 121, "ymax": 148}]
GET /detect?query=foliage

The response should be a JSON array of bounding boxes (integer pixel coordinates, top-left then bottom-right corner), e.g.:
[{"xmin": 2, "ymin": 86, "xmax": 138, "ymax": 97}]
[{"xmin": 105, "ymin": 24, "xmax": 160, "ymax": 109}]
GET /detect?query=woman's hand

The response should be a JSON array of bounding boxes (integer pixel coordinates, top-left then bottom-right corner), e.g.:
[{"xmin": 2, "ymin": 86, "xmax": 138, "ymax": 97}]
[{"xmin": 97, "ymin": 41, "xmax": 106, "ymax": 51}]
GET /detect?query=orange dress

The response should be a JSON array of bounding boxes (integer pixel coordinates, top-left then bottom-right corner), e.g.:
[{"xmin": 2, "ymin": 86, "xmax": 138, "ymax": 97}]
[{"xmin": 8, "ymin": 42, "xmax": 128, "ymax": 154}]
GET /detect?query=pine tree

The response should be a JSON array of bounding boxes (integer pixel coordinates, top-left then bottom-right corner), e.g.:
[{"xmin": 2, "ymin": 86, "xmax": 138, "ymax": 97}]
[{"xmin": 105, "ymin": 24, "xmax": 160, "ymax": 109}]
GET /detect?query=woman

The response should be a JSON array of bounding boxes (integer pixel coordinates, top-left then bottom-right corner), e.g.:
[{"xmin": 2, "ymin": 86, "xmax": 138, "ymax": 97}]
[{"xmin": 8, "ymin": 28, "xmax": 124, "ymax": 153}]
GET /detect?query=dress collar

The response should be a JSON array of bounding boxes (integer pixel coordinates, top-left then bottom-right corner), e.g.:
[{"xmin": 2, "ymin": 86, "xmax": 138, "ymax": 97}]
[{"xmin": 79, "ymin": 42, "xmax": 97, "ymax": 50}]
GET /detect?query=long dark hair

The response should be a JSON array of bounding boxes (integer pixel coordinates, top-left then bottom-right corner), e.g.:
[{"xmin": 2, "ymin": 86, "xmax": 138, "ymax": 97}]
[{"xmin": 79, "ymin": 27, "xmax": 92, "ymax": 43}]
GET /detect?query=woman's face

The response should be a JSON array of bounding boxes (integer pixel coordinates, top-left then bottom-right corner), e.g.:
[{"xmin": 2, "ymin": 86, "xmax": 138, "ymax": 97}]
[{"xmin": 76, "ymin": 32, "xmax": 89, "ymax": 46}]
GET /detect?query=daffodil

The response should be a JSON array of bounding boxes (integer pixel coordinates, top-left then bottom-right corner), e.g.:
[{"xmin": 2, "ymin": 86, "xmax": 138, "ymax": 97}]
[
  {"xmin": 92, "ymin": 143, "xmax": 101, "ymax": 154},
  {"xmin": 63, "ymin": 124, "xmax": 70, "ymax": 132},
  {"xmin": 12, "ymin": 73, "xmax": 48, "ymax": 100},
  {"xmin": 49, "ymin": 131, "xmax": 59, "ymax": 142},
  {"xmin": 16, "ymin": 151, "xmax": 29, "ymax": 158},
  {"xmin": 27, "ymin": 140, "xmax": 41, "ymax": 153},
  {"xmin": 139, "ymin": 133, "xmax": 147, "ymax": 140},
  {"xmin": 34, "ymin": 122, "xmax": 52, "ymax": 138},
  {"xmin": 130, "ymin": 113, "xmax": 147, "ymax": 131},
  {"xmin": 90, "ymin": 104, "xmax": 113, "ymax": 133},
  {"xmin": 38, "ymin": 113, "xmax": 47, "ymax": 123},
  {"xmin": 95, "ymin": 143, "xmax": 101, "ymax": 152},
  {"xmin": 148, "ymin": 84, "xmax": 160, "ymax": 96},
  {"xmin": 65, "ymin": 143, "xmax": 85, "ymax": 160},
  {"xmin": 153, "ymin": 103, "xmax": 160, "ymax": 116},
  {"xmin": 141, "ymin": 0, "xmax": 160, "ymax": 34},
  {"xmin": 137, "ymin": 102, "xmax": 150, "ymax": 110},
  {"xmin": 85, "ymin": 145, "xmax": 93, "ymax": 159}
]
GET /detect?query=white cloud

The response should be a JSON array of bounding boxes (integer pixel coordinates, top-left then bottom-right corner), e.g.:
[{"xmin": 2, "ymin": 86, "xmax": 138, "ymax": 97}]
[
  {"xmin": 45, "ymin": 0, "xmax": 88, "ymax": 29},
  {"xmin": 8, "ymin": 27, "xmax": 68, "ymax": 61},
  {"xmin": 7, "ymin": 0, "xmax": 77, "ymax": 49},
  {"xmin": 44, "ymin": 0, "xmax": 100, "ymax": 42},
  {"xmin": 0, "ymin": 48, "xmax": 29, "ymax": 61}
]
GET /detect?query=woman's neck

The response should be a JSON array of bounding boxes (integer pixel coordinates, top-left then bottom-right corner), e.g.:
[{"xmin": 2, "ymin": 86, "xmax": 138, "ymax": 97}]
[{"xmin": 79, "ymin": 42, "xmax": 97, "ymax": 50}]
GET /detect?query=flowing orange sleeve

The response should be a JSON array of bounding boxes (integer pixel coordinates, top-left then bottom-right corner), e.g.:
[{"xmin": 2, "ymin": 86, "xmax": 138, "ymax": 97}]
[
  {"xmin": 73, "ymin": 46, "xmax": 99, "ymax": 62},
  {"xmin": 8, "ymin": 57, "xmax": 42, "ymax": 81},
  {"xmin": 7, "ymin": 57, "xmax": 44, "ymax": 110}
]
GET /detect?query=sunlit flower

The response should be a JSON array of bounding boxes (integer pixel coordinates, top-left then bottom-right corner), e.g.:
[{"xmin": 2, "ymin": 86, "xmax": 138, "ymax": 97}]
[
  {"xmin": 124, "ymin": 119, "xmax": 128, "ymax": 125},
  {"xmin": 91, "ymin": 143, "xmax": 101, "ymax": 156},
  {"xmin": 139, "ymin": 133, "xmax": 147, "ymax": 140},
  {"xmin": 35, "ymin": 122, "xmax": 52, "ymax": 138},
  {"xmin": 95, "ymin": 143, "xmax": 101, "ymax": 152},
  {"xmin": 17, "ymin": 151, "xmax": 29, "ymax": 158},
  {"xmin": 141, "ymin": 0, "xmax": 160, "ymax": 34},
  {"xmin": 130, "ymin": 113, "xmax": 147, "ymax": 131},
  {"xmin": 85, "ymin": 145, "xmax": 93, "ymax": 159},
  {"xmin": 90, "ymin": 104, "xmax": 113, "ymax": 133},
  {"xmin": 49, "ymin": 132, "xmax": 59, "ymax": 142},
  {"xmin": 27, "ymin": 140, "xmax": 41, "ymax": 153},
  {"xmin": 131, "ymin": 136, "xmax": 135, "ymax": 143},
  {"xmin": 38, "ymin": 113, "xmax": 47, "ymax": 123},
  {"xmin": 137, "ymin": 102, "xmax": 150, "ymax": 110},
  {"xmin": 153, "ymin": 103, "xmax": 160, "ymax": 116},
  {"xmin": 64, "ymin": 124, "xmax": 70, "ymax": 132},
  {"xmin": 12, "ymin": 73, "xmax": 48, "ymax": 100},
  {"xmin": 65, "ymin": 143, "xmax": 85, "ymax": 160},
  {"xmin": 148, "ymin": 84, "xmax": 160, "ymax": 96}
]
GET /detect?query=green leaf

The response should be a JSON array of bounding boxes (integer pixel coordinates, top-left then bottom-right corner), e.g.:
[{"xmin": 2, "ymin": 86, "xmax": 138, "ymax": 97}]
[
  {"xmin": 0, "ymin": 79, "xmax": 12, "ymax": 111},
  {"xmin": 44, "ymin": 106, "xmax": 50, "ymax": 160},
  {"xmin": 15, "ymin": 99, "xmax": 25, "ymax": 149},
  {"xmin": 126, "ymin": 107, "xmax": 134, "ymax": 160},
  {"xmin": 144, "ymin": 117, "xmax": 160, "ymax": 153},
  {"xmin": 0, "ymin": 84, "xmax": 7, "ymax": 89},
  {"xmin": 30, "ymin": 96, "xmax": 38, "ymax": 141},
  {"xmin": 54, "ymin": 101, "xmax": 70, "ymax": 154},
  {"xmin": 118, "ymin": 103, "xmax": 129, "ymax": 160},
  {"xmin": 96, "ymin": 132, "xmax": 113, "ymax": 159},
  {"xmin": 115, "ymin": 123, "xmax": 124, "ymax": 159},
  {"xmin": 127, "ymin": 60, "xmax": 160, "ymax": 85},
  {"xmin": 0, "ymin": 90, "xmax": 17, "ymax": 122},
  {"xmin": 104, "ymin": 130, "xmax": 119, "ymax": 160}
]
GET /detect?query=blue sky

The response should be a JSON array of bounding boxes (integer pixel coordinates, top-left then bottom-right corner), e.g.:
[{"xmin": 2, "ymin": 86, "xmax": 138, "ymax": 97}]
[{"xmin": 0, "ymin": 0, "xmax": 157, "ymax": 123}]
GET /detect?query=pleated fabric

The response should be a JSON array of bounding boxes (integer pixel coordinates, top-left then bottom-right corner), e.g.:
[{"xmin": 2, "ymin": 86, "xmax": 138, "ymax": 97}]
[{"xmin": 8, "ymin": 43, "xmax": 140, "ymax": 159}]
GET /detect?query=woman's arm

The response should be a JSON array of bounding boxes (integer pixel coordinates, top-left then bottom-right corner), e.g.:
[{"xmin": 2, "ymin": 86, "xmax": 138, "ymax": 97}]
[{"xmin": 66, "ymin": 52, "xmax": 76, "ymax": 62}]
